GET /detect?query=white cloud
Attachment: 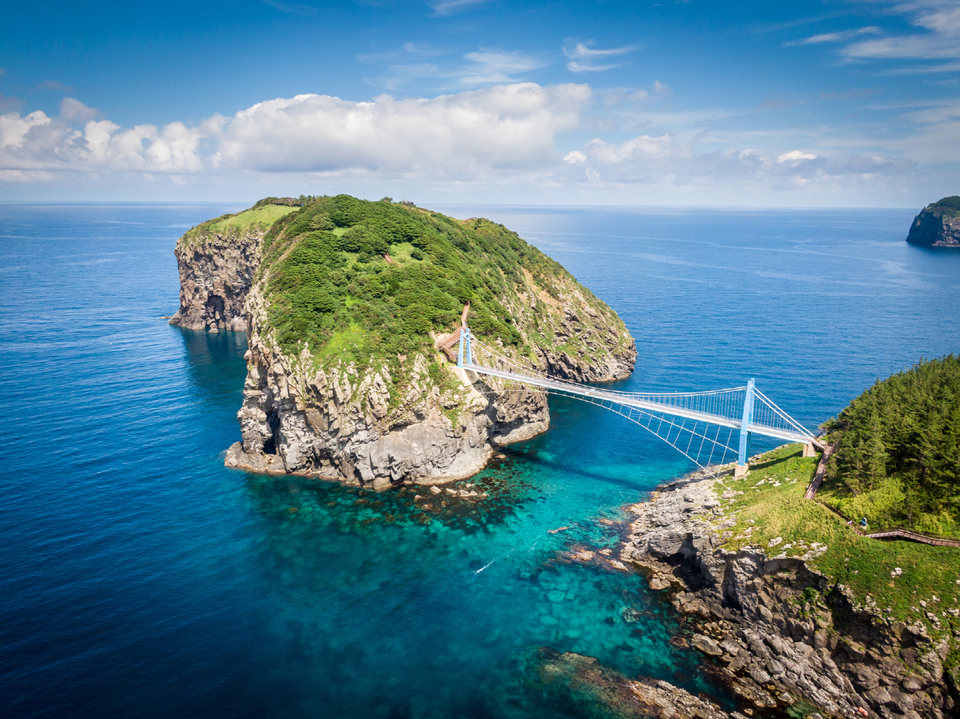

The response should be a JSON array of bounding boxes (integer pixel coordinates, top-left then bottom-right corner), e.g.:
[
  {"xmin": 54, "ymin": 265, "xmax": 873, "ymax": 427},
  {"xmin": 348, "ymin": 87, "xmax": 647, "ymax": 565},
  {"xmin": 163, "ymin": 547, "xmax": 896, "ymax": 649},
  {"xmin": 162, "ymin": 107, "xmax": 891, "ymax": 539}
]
[
  {"xmin": 0, "ymin": 83, "xmax": 930, "ymax": 204},
  {"xmin": 843, "ymin": 0, "xmax": 960, "ymax": 62},
  {"xmin": 0, "ymin": 110, "xmax": 222, "ymax": 174},
  {"xmin": 557, "ymin": 133, "xmax": 911, "ymax": 193},
  {"xmin": 459, "ymin": 51, "xmax": 545, "ymax": 84},
  {"xmin": 214, "ymin": 83, "xmax": 589, "ymax": 176},
  {"xmin": 777, "ymin": 150, "xmax": 817, "ymax": 163},
  {"xmin": 787, "ymin": 26, "xmax": 881, "ymax": 45},
  {"xmin": 59, "ymin": 98, "xmax": 100, "ymax": 123},
  {"xmin": 429, "ymin": 0, "xmax": 491, "ymax": 16},
  {"xmin": 261, "ymin": 0, "xmax": 320, "ymax": 19},
  {"xmin": 564, "ymin": 41, "xmax": 639, "ymax": 73},
  {"xmin": 358, "ymin": 45, "xmax": 543, "ymax": 89}
]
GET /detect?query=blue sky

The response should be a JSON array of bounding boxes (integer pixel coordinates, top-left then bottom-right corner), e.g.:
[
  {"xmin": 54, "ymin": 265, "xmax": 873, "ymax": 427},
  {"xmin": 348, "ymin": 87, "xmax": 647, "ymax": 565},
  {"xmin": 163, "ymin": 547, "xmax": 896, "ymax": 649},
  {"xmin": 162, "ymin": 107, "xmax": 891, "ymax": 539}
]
[{"xmin": 1, "ymin": 0, "xmax": 958, "ymax": 206}]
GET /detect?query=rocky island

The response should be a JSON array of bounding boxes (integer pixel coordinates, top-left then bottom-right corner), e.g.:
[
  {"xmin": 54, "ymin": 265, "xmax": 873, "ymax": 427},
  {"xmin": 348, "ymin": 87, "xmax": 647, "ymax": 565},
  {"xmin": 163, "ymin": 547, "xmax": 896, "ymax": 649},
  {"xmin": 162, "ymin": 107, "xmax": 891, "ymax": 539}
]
[
  {"xmin": 171, "ymin": 195, "xmax": 636, "ymax": 489},
  {"xmin": 906, "ymin": 197, "xmax": 960, "ymax": 248}
]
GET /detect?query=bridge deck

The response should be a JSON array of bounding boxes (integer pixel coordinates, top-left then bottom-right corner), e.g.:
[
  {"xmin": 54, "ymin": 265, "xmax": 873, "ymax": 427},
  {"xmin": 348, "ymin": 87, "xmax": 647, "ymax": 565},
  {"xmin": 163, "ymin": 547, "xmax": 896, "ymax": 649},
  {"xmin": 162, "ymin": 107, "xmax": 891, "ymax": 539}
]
[{"xmin": 464, "ymin": 363, "xmax": 817, "ymax": 446}]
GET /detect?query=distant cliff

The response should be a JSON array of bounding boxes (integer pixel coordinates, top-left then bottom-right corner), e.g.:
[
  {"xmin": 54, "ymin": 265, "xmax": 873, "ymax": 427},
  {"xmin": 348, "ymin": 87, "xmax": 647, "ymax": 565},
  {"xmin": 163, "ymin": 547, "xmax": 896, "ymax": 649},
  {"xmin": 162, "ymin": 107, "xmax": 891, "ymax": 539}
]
[
  {"xmin": 171, "ymin": 195, "xmax": 637, "ymax": 489},
  {"xmin": 906, "ymin": 197, "xmax": 960, "ymax": 248}
]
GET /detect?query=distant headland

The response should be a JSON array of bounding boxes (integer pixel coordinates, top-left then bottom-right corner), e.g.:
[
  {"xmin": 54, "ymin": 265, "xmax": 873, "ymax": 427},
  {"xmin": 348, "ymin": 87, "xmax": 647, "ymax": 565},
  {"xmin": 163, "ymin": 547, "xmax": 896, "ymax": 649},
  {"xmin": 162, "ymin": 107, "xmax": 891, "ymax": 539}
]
[{"xmin": 906, "ymin": 196, "xmax": 960, "ymax": 248}]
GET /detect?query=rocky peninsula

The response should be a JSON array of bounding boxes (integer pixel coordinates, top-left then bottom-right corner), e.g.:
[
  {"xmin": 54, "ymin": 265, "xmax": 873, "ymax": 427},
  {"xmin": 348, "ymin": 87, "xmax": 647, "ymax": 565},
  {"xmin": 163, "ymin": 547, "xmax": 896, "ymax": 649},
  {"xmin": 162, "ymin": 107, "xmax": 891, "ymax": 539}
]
[
  {"xmin": 607, "ymin": 452, "xmax": 959, "ymax": 719},
  {"xmin": 906, "ymin": 197, "xmax": 960, "ymax": 248},
  {"xmin": 171, "ymin": 195, "xmax": 636, "ymax": 489}
]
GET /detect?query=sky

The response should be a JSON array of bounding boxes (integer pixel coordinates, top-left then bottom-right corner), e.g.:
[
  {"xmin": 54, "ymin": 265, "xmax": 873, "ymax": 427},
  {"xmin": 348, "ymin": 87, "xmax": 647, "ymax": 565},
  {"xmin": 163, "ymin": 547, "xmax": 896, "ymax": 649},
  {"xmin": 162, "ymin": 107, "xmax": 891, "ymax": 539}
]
[{"xmin": 0, "ymin": 0, "xmax": 958, "ymax": 207}]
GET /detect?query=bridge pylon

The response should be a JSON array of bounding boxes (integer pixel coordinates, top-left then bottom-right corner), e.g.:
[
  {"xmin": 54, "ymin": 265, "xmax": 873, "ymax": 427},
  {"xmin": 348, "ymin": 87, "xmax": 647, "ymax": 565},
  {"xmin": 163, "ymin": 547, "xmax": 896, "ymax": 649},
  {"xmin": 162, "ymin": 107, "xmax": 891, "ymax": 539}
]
[
  {"xmin": 734, "ymin": 378, "xmax": 755, "ymax": 477},
  {"xmin": 457, "ymin": 327, "xmax": 471, "ymax": 368}
]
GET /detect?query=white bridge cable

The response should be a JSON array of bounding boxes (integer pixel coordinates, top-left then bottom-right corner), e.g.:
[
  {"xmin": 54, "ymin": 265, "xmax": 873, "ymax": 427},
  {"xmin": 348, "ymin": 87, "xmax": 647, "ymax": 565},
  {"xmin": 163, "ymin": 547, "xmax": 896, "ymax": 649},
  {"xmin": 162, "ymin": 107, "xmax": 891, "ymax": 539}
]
[
  {"xmin": 461, "ymin": 334, "xmax": 817, "ymax": 446},
  {"xmin": 470, "ymin": 381, "xmax": 738, "ymax": 475},
  {"xmin": 752, "ymin": 388, "xmax": 816, "ymax": 440},
  {"xmin": 469, "ymin": 338, "xmax": 748, "ymax": 413}
]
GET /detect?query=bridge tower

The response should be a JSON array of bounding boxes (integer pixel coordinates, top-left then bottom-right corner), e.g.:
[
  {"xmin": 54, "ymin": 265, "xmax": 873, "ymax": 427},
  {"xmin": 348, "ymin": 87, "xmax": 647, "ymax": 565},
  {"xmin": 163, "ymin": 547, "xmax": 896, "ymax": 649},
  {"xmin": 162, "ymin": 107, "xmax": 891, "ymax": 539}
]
[
  {"xmin": 735, "ymin": 378, "xmax": 755, "ymax": 477},
  {"xmin": 457, "ymin": 327, "xmax": 471, "ymax": 368}
]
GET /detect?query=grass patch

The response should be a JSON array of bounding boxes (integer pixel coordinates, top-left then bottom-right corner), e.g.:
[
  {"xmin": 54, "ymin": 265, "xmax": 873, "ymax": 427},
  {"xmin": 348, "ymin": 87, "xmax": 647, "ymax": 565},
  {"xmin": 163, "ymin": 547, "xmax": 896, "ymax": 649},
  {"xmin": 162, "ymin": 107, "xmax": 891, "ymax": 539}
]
[
  {"xmin": 183, "ymin": 204, "xmax": 298, "ymax": 245},
  {"xmin": 720, "ymin": 445, "xmax": 960, "ymax": 632}
]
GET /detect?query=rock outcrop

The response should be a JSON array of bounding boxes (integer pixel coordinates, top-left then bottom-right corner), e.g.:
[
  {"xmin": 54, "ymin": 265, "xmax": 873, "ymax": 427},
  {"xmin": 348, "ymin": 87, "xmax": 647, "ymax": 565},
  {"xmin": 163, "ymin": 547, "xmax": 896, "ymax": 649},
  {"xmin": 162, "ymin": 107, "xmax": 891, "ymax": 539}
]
[
  {"xmin": 620, "ymin": 470, "xmax": 959, "ymax": 719},
  {"xmin": 907, "ymin": 197, "xmax": 960, "ymax": 248},
  {"xmin": 169, "ymin": 231, "xmax": 262, "ymax": 331},
  {"xmin": 525, "ymin": 648, "xmax": 739, "ymax": 719}
]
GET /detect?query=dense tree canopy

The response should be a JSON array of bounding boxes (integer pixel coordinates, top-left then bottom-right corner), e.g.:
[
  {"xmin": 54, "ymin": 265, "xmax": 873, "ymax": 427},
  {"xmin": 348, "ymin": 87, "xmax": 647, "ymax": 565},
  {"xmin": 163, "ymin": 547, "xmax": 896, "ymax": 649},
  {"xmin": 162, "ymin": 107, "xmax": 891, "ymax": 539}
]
[
  {"xmin": 257, "ymin": 195, "xmax": 573, "ymax": 373},
  {"xmin": 822, "ymin": 355, "xmax": 960, "ymax": 535}
]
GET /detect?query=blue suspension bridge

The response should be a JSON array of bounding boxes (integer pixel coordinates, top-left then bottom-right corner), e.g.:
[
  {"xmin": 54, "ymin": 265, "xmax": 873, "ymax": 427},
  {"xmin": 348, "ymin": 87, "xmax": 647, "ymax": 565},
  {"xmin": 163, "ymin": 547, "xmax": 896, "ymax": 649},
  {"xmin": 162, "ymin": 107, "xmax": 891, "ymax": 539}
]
[{"xmin": 438, "ymin": 323, "xmax": 822, "ymax": 476}]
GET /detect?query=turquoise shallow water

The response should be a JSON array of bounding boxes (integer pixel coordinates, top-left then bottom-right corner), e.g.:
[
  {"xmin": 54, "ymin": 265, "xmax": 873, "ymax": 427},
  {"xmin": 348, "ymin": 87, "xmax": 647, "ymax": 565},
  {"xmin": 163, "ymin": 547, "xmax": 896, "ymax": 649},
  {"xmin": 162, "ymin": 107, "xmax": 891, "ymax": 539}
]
[{"xmin": 1, "ymin": 203, "xmax": 959, "ymax": 718}]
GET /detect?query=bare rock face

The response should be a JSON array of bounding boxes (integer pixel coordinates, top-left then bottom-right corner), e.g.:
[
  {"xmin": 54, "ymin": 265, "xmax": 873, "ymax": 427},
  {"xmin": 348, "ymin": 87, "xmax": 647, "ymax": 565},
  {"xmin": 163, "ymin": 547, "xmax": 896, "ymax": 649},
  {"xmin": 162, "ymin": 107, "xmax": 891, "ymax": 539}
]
[
  {"xmin": 906, "ymin": 199, "xmax": 960, "ymax": 248},
  {"xmin": 169, "ymin": 232, "xmax": 262, "ymax": 331},
  {"xmin": 224, "ymin": 288, "xmax": 551, "ymax": 490}
]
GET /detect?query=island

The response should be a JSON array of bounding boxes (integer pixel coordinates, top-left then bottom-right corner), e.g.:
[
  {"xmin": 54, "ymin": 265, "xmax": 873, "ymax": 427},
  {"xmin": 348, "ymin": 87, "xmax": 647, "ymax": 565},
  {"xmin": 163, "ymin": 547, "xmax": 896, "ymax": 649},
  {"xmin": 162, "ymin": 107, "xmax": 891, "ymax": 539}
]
[
  {"xmin": 906, "ymin": 197, "xmax": 960, "ymax": 248},
  {"xmin": 171, "ymin": 195, "xmax": 636, "ymax": 489}
]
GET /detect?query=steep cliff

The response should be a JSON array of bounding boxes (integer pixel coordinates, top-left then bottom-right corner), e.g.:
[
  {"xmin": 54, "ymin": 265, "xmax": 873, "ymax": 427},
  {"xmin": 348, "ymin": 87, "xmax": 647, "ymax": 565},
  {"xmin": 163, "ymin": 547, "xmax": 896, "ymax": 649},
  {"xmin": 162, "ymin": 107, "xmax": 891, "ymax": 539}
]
[
  {"xmin": 906, "ymin": 197, "xmax": 960, "ymax": 248},
  {"xmin": 172, "ymin": 195, "xmax": 636, "ymax": 489},
  {"xmin": 169, "ymin": 200, "xmax": 300, "ymax": 330}
]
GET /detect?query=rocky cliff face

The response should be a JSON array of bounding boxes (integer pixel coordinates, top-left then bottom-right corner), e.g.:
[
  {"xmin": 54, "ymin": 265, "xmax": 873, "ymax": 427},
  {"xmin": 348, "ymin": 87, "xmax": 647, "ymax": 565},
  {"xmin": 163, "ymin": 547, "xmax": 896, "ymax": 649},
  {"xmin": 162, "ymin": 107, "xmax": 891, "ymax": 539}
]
[
  {"xmin": 621, "ymin": 471, "xmax": 959, "ymax": 719},
  {"xmin": 172, "ymin": 197, "xmax": 636, "ymax": 489},
  {"xmin": 225, "ymin": 271, "xmax": 636, "ymax": 490},
  {"xmin": 907, "ymin": 200, "xmax": 960, "ymax": 248},
  {"xmin": 169, "ymin": 231, "xmax": 262, "ymax": 331}
]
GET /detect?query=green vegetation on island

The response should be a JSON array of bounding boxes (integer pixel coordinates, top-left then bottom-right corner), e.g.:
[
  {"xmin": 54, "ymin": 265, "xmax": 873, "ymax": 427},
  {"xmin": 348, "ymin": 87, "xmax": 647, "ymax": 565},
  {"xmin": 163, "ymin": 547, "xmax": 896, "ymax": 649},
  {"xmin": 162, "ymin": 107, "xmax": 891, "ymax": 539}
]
[
  {"xmin": 254, "ymin": 194, "xmax": 627, "ymax": 381},
  {"xmin": 819, "ymin": 356, "xmax": 960, "ymax": 538},
  {"xmin": 719, "ymin": 445, "xmax": 959, "ymax": 635},
  {"xmin": 924, "ymin": 196, "xmax": 960, "ymax": 219},
  {"xmin": 182, "ymin": 202, "xmax": 300, "ymax": 246}
]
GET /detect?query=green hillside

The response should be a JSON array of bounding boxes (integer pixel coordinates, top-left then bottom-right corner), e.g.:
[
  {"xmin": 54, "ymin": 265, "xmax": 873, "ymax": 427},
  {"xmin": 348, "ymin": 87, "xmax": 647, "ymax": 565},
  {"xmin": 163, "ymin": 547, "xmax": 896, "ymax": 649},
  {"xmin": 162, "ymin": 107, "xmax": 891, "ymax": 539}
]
[
  {"xmin": 926, "ymin": 196, "xmax": 960, "ymax": 219},
  {"xmin": 253, "ymin": 194, "xmax": 629, "ymax": 381},
  {"xmin": 819, "ymin": 356, "xmax": 960, "ymax": 537}
]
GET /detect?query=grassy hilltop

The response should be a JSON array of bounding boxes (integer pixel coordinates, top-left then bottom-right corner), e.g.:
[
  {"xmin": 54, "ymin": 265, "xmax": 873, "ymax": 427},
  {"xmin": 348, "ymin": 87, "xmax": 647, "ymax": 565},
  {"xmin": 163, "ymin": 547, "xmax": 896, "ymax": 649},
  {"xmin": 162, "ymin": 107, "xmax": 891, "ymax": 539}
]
[{"xmin": 924, "ymin": 196, "xmax": 960, "ymax": 220}]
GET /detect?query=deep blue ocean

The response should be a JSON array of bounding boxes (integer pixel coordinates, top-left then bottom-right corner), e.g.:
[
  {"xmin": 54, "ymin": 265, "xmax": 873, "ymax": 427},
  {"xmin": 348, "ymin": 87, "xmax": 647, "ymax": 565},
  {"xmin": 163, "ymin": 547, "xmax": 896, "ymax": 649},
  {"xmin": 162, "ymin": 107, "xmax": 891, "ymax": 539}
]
[{"xmin": 1, "ymin": 203, "xmax": 958, "ymax": 719}]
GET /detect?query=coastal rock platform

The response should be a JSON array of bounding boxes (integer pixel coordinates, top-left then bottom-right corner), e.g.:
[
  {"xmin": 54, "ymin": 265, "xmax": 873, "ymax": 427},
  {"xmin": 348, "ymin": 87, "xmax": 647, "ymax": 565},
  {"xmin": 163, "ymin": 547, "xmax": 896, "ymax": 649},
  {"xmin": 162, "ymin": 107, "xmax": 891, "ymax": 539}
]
[{"xmin": 617, "ymin": 468, "xmax": 958, "ymax": 719}]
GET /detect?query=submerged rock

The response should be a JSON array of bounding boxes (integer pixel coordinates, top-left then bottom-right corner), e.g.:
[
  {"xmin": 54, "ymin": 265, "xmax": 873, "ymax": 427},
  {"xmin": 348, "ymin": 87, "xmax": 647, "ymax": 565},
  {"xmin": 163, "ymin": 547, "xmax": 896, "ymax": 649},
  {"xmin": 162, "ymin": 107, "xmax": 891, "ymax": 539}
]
[{"xmin": 526, "ymin": 647, "xmax": 735, "ymax": 719}]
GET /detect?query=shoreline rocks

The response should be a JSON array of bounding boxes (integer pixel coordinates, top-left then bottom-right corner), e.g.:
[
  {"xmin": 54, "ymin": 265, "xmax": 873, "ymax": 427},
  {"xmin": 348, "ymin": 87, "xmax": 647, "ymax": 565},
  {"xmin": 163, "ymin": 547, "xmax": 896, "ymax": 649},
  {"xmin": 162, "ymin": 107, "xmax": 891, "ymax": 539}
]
[{"xmin": 617, "ymin": 468, "xmax": 959, "ymax": 719}]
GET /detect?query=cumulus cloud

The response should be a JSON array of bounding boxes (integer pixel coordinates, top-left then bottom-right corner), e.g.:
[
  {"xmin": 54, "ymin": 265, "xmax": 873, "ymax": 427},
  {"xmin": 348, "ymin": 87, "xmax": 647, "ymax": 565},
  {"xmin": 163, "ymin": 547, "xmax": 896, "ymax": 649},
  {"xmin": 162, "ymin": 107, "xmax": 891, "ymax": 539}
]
[
  {"xmin": 0, "ymin": 83, "xmax": 923, "ymax": 201},
  {"xmin": 0, "ymin": 109, "xmax": 221, "ymax": 174},
  {"xmin": 214, "ymin": 83, "xmax": 590, "ymax": 176},
  {"xmin": 556, "ymin": 133, "xmax": 911, "ymax": 192},
  {"xmin": 59, "ymin": 98, "xmax": 100, "ymax": 123},
  {"xmin": 564, "ymin": 41, "xmax": 639, "ymax": 73}
]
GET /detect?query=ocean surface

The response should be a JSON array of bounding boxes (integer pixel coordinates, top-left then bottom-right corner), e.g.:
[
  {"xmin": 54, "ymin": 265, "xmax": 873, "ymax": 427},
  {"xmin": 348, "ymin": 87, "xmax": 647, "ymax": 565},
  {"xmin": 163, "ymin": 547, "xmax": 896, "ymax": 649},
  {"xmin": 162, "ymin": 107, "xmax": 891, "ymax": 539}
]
[{"xmin": 1, "ymin": 202, "xmax": 958, "ymax": 719}]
